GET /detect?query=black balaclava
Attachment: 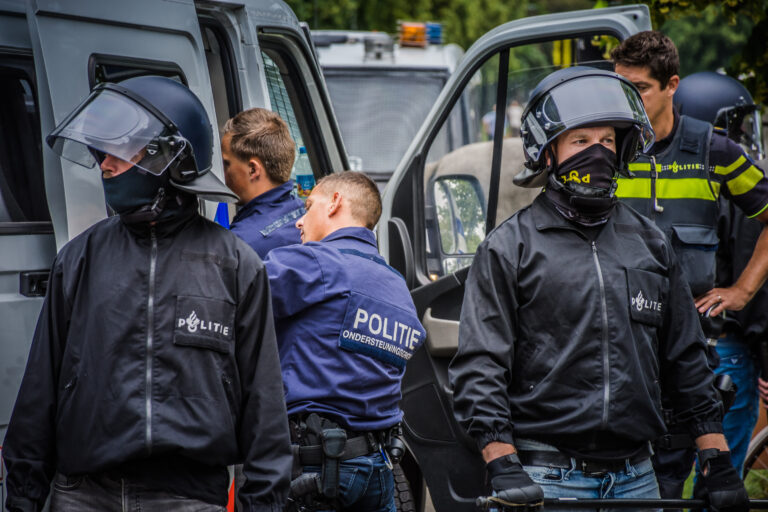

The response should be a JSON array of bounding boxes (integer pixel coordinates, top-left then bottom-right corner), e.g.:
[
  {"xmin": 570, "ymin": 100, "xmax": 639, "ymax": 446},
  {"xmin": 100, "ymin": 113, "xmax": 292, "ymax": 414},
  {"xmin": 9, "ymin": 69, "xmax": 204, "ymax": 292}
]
[
  {"xmin": 544, "ymin": 143, "xmax": 619, "ymax": 226},
  {"xmin": 101, "ymin": 166, "xmax": 168, "ymax": 216}
]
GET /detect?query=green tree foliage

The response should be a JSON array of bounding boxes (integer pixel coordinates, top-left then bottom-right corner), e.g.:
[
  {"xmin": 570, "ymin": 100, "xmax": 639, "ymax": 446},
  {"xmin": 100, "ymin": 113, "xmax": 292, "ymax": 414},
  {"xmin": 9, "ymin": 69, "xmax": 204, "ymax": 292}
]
[
  {"xmin": 285, "ymin": 0, "xmax": 767, "ymax": 102},
  {"xmin": 659, "ymin": 5, "xmax": 753, "ymax": 78}
]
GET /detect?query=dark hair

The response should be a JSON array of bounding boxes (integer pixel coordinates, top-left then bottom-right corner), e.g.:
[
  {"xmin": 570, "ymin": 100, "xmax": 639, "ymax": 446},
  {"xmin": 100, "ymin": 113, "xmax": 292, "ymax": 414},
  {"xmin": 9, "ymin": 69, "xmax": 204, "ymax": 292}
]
[
  {"xmin": 316, "ymin": 172, "xmax": 382, "ymax": 229},
  {"xmin": 611, "ymin": 31, "xmax": 679, "ymax": 88},
  {"xmin": 222, "ymin": 108, "xmax": 295, "ymax": 184}
]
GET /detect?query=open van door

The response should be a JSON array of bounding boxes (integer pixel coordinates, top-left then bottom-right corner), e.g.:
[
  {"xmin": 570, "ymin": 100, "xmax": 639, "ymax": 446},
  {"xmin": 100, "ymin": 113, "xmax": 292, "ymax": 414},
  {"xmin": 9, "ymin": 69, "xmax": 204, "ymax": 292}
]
[{"xmin": 378, "ymin": 6, "xmax": 652, "ymax": 511}]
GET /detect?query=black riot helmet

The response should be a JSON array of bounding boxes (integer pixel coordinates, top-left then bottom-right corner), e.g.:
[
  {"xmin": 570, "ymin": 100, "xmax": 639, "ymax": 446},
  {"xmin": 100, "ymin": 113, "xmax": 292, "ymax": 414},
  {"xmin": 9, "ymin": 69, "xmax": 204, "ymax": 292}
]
[
  {"xmin": 515, "ymin": 66, "xmax": 655, "ymax": 188},
  {"xmin": 675, "ymin": 71, "xmax": 764, "ymax": 160},
  {"xmin": 47, "ymin": 75, "xmax": 237, "ymax": 202}
]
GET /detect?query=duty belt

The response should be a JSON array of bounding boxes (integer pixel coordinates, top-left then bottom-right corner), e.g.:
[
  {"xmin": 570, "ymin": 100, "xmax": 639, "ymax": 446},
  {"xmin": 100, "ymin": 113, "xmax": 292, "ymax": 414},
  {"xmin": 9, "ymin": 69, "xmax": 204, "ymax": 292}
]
[
  {"xmin": 518, "ymin": 449, "xmax": 651, "ymax": 476},
  {"xmin": 294, "ymin": 434, "xmax": 377, "ymax": 466}
]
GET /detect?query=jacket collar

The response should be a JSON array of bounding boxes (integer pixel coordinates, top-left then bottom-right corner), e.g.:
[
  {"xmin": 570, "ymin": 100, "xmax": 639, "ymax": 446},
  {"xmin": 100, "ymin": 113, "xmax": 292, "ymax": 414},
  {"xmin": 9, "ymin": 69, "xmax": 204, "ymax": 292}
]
[
  {"xmin": 532, "ymin": 193, "xmax": 614, "ymax": 233},
  {"xmin": 234, "ymin": 180, "xmax": 295, "ymax": 221},
  {"xmin": 320, "ymin": 226, "xmax": 377, "ymax": 247},
  {"xmin": 121, "ymin": 194, "xmax": 199, "ymax": 238}
]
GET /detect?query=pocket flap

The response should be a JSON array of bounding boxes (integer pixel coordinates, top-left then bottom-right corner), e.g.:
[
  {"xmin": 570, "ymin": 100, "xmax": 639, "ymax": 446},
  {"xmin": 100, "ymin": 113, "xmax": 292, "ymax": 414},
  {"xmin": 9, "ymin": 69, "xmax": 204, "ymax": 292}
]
[
  {"xmin": 626, "ymin": 268, "xmax": 667, "ymax": 327},
  {"xmin": 174, "ymin": 295, "xmax": 235, "ymax": 354},
  {"xmin": 671, "ymin": 225, "xmax": 718, "ymax": 246}
]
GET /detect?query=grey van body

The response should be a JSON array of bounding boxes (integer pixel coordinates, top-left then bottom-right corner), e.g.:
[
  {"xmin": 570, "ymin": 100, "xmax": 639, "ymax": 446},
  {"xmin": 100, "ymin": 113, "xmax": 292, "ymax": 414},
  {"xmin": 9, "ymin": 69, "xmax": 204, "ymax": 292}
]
[{"xmin": 0, "ymin": 0, "xmax": 347, "ymax": 498}]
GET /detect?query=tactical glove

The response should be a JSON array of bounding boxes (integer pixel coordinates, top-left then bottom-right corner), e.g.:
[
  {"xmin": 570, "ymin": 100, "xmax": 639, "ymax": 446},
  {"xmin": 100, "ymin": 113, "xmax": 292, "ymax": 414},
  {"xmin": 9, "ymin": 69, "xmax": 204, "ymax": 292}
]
[
  {"xmin": 695, "ymin": 449, "xmax": 749, "ymax": 512},
  {"xmin": 487, "ymin": 453, "xmax": 544, "ymax": 506}
]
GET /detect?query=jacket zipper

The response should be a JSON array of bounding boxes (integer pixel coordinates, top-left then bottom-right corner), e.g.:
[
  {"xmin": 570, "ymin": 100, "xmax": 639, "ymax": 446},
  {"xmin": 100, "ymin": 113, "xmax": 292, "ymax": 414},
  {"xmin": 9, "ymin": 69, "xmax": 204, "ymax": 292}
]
[
  {"xmin": 145, "ymin": 226, "xmax": 157, "ymax": 454},
  {"xmin": 591, "ymin": 241, "xmax": 610, "ymax": 427}
]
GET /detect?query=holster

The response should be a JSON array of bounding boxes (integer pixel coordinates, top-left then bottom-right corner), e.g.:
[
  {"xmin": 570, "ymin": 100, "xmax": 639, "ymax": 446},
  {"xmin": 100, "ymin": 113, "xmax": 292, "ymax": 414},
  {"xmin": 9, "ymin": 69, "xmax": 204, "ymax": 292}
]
[
  {"xmin": 715, "ymin": 373, "xmax": 737, "ymax": 414},
  {"xmin": 320, "ymin": 428, "xmax": 347, "ymax": 498}
]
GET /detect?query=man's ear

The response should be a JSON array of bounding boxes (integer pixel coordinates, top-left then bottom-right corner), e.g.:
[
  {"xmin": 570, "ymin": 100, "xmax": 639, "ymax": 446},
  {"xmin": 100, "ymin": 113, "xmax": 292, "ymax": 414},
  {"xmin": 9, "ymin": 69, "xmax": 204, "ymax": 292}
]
[
  {"xmin": 328, "ymin": 191, "xmax": 342, "ymax": 217},
  {"xmin": 248, "ymin": 157, "xmax": 265, "ymax": 182},
  {"xmin": 665, "ymin": 75, "xmax": 680, "ymax": 96}
]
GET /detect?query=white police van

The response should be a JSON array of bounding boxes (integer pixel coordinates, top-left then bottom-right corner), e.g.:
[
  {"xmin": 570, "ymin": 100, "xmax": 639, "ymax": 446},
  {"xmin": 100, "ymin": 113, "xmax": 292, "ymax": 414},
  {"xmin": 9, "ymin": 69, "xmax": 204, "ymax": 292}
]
[
  {"xmin": 0, "ymin": 1, "xmax": 650, "ymax": 510},
  {"xmin": 312, "ymin": 25, "xmax": 464, "ymax": 188}
]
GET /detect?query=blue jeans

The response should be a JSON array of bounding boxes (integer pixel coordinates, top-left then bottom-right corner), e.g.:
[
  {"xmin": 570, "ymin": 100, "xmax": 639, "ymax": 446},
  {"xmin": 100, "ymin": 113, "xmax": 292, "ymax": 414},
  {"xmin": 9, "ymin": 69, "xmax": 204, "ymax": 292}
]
[
  {"xmin": 524, "ymin": 458, "xmax": 660, "ymax": 512},
  {"xmin": 49, "ymin": 472, "xmax": 226, "ymax": 512},
  {"xmin": 716, "ymin": 336, "xmax": 759, "ymax": 474},
  {"xmin": 303, "ymin": 452, "xmax": 395, "ymax": 512}
]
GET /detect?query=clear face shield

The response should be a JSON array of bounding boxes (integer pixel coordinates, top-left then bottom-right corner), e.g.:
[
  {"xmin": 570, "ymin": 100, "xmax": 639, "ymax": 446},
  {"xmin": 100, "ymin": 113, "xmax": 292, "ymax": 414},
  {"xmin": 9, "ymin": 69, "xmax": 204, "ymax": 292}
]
[
  {"xmin": 47, "ymin": 84, "xmax": 188, "ymax": 175},
  {"xmin": 522, "ymin": 75, "xmax": 655, "ymax": 165},
  {"xmin": 715, "ymin": 106, "xmax": 765, "ymax": 161}
]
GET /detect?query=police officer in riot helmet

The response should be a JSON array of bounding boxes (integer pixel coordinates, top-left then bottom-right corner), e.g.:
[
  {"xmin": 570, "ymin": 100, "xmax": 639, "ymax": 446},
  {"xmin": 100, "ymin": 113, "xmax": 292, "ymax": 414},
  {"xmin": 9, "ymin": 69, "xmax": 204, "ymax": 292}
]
[
  {"xmin": 676, "ymin": 71, "xmax": 767, "ymax": 477},
  {"xmin": 450, "ymin": 66, "xmax": 749, "ymax": 511},
  {"xmin": 263, "ymin": 171, "xmax": 425, "ymax": 512},
  {"xmin": 3, "ymin": 76, "xmax": 292, "ymax": 511}
]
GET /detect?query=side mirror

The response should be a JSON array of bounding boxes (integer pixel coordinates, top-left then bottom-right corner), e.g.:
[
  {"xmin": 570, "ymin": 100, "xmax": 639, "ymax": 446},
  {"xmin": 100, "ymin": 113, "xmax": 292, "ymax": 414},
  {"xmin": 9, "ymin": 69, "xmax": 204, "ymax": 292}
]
[{"xmin": 431, "ymin": 175, "xmax": 485, "ymax": 275}]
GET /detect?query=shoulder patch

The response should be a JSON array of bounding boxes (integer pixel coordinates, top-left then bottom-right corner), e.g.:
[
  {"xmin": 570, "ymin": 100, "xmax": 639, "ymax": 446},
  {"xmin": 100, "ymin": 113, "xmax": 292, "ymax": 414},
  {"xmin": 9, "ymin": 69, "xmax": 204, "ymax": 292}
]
[{"xmin": 260, "ymin": 207, "xmax": 306, "ymax": 237}]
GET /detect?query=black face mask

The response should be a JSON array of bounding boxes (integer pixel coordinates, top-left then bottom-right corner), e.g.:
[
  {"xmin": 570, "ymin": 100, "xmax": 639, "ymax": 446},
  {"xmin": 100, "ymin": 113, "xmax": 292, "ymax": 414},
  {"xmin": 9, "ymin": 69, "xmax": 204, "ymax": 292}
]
[
  {"xmin": 545, "ymin": 143, "xmax": 619, "ymax": 226},
  {"xmin": 102, "ymin": 166, "xmax": 167, "ymax": 215}
]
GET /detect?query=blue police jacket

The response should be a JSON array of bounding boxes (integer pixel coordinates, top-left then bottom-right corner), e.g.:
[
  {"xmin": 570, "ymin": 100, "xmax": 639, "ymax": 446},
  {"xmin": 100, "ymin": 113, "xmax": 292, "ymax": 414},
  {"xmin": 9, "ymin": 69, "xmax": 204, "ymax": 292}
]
[
  {"xmin": 264, "ymin": 227, "xmax": 426, "ymax": 431},
  {"xmin": 230, "ymin": 180, "xmax": 305, "ymax": 259}
]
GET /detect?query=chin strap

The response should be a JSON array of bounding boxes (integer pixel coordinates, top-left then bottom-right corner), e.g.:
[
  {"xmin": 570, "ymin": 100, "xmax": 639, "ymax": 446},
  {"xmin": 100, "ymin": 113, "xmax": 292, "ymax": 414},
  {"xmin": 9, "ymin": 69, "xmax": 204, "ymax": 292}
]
[{"xmin": 120, "ymin": 187, "xmax": 168, "ymax": 224}]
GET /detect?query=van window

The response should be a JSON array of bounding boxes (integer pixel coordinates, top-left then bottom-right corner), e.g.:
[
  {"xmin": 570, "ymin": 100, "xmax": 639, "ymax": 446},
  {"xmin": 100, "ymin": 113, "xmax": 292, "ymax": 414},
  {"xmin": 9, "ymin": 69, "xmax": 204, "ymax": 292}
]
[
  {"xmin": 199, "ymin": 19, "xmax": 242, "ymax": 132},
  {"xmin": 89, "ymin": 55, "xmax": 186, "ymax": 88},
  {"xmin": 323, "ymin": 69, "xmax": 448, "ymax": 173},
  {"xmin": 423, "ymin": 54, "xmax": 499, "ymax": 277},
  {"xmin": 262, "ymin": 51, "xmax": 306, "ymax": 160},
  {"xmin": 261, "ymin": 43, "xmax": 330, "ymax": 200},
  {"xmin": 0, "ymin": 57, "xmax": 51, "ymax": 228}
]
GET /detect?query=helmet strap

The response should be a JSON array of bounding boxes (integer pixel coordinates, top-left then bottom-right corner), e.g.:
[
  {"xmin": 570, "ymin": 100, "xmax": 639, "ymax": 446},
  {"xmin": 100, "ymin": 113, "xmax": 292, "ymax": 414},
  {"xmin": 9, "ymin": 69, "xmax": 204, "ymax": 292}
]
[{"xmin": 120, "ymin": 186, "xmax": 168, "ymax": 223}]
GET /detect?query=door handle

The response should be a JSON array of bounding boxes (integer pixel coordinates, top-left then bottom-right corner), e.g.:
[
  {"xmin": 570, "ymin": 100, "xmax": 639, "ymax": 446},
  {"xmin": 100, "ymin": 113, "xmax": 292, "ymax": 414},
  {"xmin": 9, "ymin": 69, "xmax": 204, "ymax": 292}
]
[
  {"xmin": 422, "ymin": 307, "xmax": 460, "ymax": 357},
  {"xmin": 20, "ymin": 270, "xmax": 50, "ymax": 297}
]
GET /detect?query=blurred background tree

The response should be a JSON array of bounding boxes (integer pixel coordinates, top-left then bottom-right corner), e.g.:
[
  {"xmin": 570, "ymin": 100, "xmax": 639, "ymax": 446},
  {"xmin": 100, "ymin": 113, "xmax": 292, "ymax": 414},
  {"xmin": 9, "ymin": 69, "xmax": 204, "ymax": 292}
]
[{"xmin": 285, "ymin": 0, "xmax": 767, "ymax": 101}]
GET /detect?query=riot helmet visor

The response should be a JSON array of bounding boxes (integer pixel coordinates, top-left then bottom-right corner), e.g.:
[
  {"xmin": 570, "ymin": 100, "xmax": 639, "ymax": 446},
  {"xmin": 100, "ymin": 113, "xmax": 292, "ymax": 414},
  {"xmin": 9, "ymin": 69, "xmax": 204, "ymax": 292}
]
[
  {"xmin": 47, "ymin": 86, "xmax": 186, "ymax": 176},
  {"xmin": 522, "ymin": 76, "xmax": 654, "ymax": 164},
  {"xmin": 715, "ymin": 106, "xmax": 764, "ymax": 160}
]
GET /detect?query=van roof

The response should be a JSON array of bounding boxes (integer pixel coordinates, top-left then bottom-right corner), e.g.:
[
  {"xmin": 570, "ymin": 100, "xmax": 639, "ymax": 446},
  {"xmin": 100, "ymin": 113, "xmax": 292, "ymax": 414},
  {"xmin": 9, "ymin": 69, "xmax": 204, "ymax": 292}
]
[{"xmin": 312, "ymin": 30, "xmax": 463, "ymax": 71}]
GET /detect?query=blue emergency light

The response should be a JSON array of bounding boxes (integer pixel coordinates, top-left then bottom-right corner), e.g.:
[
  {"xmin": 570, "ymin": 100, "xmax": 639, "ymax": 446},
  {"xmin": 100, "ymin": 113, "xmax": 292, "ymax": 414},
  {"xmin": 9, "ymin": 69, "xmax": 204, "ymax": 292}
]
[{"xmin": 426, "ymin": 22, "xmax": 443, "ymax": 45}]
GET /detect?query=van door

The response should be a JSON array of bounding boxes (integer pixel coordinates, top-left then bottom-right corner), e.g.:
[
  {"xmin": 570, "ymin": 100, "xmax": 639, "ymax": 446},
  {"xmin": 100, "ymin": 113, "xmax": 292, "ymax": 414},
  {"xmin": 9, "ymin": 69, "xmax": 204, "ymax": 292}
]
[
  {"xmin": 4, "ymin": 0, "xmax": 218, "ymax": 472},
  {"xmin": 378, "ymin": 6, "xmax": 651, "ymax": 511},
  {"xmin": 0, "ymin": 2, "xmax": 56, "ymax": 462},
  {"xmin": 26, "ymin": 0, "xmax": 222, "ymax": 244}
]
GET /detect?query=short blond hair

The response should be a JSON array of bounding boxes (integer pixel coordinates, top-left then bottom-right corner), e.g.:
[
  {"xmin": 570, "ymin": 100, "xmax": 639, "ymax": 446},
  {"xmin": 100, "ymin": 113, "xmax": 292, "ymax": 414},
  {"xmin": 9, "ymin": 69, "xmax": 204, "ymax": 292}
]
[
  {"xmin": 222, "ymin": 108, "xmax": 295, "ymax": 183},
  {"xmin": 316, "ymin": 172, "xmax": 381, "ymax": 229}
]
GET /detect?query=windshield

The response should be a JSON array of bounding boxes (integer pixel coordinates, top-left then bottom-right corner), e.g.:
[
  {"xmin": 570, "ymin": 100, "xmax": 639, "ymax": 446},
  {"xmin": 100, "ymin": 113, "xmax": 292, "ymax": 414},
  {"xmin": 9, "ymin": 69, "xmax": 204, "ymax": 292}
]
[{"xmin": 323, "ymin": 69, "xmax": 448, "ymax": 173}]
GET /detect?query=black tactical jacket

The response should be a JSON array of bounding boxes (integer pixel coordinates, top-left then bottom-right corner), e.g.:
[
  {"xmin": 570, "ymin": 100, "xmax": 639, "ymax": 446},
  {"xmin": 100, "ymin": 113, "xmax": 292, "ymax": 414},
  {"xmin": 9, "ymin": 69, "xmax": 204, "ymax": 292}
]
[
  {"xmin": 3, "ymin": 202, "xmax": 291, "ymax": 512},
  {"xmin": 450, "ymin": 195, "xmax": 723, "ymax": 456}
]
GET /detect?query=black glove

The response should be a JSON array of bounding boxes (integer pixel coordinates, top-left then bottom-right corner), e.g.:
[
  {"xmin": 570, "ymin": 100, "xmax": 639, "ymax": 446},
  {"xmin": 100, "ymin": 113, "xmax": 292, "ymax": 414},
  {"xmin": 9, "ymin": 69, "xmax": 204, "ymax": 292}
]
[
  {"xmin": 487, "ymin": 454, "xmax": 544, "ymax": 506},
  {"xmin": 695, "ymin": 449, "xmax": 749, "ymax": 512}
]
